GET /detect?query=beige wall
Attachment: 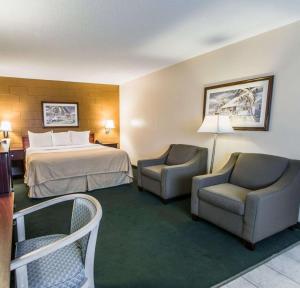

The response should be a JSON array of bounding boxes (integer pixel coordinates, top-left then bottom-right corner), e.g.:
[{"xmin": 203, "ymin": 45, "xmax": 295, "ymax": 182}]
[
  {"xmin": 120, "ymin": 21, "xmax": 300, "ymax": 169},
  {"xmin": 0, "ymin": 77, "xmax": 119, "ymax": 147}
]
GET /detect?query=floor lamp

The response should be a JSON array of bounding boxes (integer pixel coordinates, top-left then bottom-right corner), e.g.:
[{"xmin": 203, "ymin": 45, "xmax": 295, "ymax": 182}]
[{"xmin": 197, "ymin": 115, "xmax": 234, "ymax": 173}]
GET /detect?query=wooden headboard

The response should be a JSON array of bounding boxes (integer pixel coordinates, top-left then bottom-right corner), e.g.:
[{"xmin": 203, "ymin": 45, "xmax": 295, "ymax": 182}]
[{"xmin": 22, "ymin": 132, "xmax": 95, "ymax": 150}]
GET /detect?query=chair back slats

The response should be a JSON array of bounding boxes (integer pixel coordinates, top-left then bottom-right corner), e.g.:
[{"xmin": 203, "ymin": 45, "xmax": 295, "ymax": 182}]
[{"xmin": 71, "ymin": 198, "xmax": 97, "ymax": 260}]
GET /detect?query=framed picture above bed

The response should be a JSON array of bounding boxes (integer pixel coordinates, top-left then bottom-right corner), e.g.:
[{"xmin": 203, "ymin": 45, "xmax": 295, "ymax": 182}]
[
  {"xmin": 203, "ymin": 76, "xmax": 274, "ymax": 131},
  {"xmin": 42, "ymin": 102, "xmax": 79, "ymax": 128}
]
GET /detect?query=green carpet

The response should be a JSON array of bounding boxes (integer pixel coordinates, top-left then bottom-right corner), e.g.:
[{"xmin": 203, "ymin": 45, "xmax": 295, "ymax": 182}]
[{"xmin": 13, "ymin": 169, "xmax": 300, "ymax": 288}]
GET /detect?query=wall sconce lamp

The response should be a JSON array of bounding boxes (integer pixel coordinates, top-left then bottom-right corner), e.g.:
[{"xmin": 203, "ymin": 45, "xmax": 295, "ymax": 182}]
[
  {"xmin": 0, "ymin": 120, "xmax": 12, "ymax": 138},
  {"xmin": 104, "ymin": 120, "xmax": 115, "ymax": 134}
]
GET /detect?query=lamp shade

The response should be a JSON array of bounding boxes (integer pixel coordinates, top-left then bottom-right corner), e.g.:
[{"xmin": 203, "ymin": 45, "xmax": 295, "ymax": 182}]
[
  {"xmin": 105, "ymin": 120, "xmax": 115, "ymax": 129},
  {"xmin": 197, "ymin": 115, "xmax": 234, "ymax": 134},
  {"xmin": 0, "ymin": 120, "xmax": 12, "ymax": 132}
]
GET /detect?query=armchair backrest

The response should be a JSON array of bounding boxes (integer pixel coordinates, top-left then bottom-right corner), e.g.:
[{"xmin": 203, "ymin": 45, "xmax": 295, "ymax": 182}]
[
  {"xmin": 229, "ymin": 153, "xmax": 288, "ymax": 190},
  {"xmin": 70, "ymin": 196, "xmax": 100, "ymax": 261},
  {"xmin": 11, "ymin": 194, "xmax": 102, "ymax": 288},
  {"xmin": 165, "ymin": 144, "xmax": 200, "ymax": 166}
]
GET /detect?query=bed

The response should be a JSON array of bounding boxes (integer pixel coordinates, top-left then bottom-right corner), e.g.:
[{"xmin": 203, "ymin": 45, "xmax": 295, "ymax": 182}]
[{"xmin": 22, "ymin": 133, "xmax": 133, "ymax": 198}]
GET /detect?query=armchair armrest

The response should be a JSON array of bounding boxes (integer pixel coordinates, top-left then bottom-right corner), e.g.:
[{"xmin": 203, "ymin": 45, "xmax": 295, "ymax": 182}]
[
  {"xmin": 160, "ymin": 149, "xmax": 208, "ymax": 199},
  {"xmin": 137, "ymin": 146, "xmax": 171, "ymax": 168},
  {"xmin": 192, "ymin": 173, "xmax": 228, "ymax": 190},
  {"xmin": 11, "ymin": 194, "xmax": 102, "ymax": 271},
  {"xmin": 11, "ymin": 219, "xmax": 99, "ymax": 271},
  {"xmin": 137, "ymin": 146, "xmax": 171, "ymax": 186},
  {"xmin": 13, "ymin": 194, "xmax": 81, "ymax": 242},
  {"xmin": 191, "ymin": 152, "xmax": 239, "ymax": 215},
  {"xmin": 244, "ymin": 160, "xmax": 300, "ymax": 243},
  {"xmin": 13, "ymin": 194, "xmax": 101, "ymax": 241},
  {"xmin": 137, "ymin": 157, "xmax": 166, "ymax": 167},
  {"xmin": 192, "ymin": 152, "xmax": 239, "ymax": 190},
  {"xmin": 162, "ymin": 149, "xmax": 207, "ymax": 176},
  {"xmin": 13, "ymin": 194, "xmax": 75, "ymax": 220}
]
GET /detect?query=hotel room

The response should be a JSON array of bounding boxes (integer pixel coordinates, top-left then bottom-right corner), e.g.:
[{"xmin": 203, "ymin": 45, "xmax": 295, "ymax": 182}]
[{"xmin": 0, "ymin": 1, "xmax": 300, "ymax": 287}]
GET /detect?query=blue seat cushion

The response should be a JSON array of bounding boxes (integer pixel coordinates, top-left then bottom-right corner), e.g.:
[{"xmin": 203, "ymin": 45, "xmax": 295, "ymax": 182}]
[{"xmin": 15, "ymin": 234, "xmax": 87, "ymax": 288}]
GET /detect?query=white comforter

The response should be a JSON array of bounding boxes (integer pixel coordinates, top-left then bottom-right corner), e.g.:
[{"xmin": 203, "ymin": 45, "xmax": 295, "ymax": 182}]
[{"xmin": 25, "ymin": 144, "xmax": 133, "ymax": 187}]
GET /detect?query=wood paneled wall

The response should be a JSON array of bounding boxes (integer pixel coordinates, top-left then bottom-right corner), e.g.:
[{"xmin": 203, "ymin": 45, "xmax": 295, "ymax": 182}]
[{"xmin": 0, "ymin": 77, "xmax": 119, "ymax": 147}]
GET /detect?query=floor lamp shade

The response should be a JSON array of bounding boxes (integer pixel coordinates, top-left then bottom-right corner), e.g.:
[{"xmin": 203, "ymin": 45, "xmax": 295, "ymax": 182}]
[
  {"xmin": 198, "ymin": 115, "xmax": 234, "ymax": 173},
  {"xmin": 197, "ymin": 115, "xmax": 234, "ymax": 134}
]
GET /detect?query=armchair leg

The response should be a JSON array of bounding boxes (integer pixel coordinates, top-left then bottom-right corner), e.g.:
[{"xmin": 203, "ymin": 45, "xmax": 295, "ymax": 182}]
[
  {"xmin": 161, "ymin": 198, "xmax": 171, "ymax": 204},
  {"xmin": 289, "ymin": 223, "xmax": 300, "ymax": 231},
  {"xmin": 191, "ymin": 214, "xmax": 200, "ymax": 221},
  {"xmin": 244, "ymin": 241, "xmax": 256, "ymax": 251}
]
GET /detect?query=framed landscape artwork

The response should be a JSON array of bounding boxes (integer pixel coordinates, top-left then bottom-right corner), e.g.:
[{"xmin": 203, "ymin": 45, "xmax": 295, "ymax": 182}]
[
  {"xmin": 42, "ymin": 102, "xmax": 79, "ymax": 128},
  {"xmin": 203, "ymin": 76, "xmax": 274, "ymax": 130}
]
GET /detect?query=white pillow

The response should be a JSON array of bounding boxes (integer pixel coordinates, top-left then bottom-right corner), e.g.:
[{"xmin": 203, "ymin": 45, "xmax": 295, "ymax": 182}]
[
  {"xmin": 28, "ymin": 131, "xmax": 53, "ymax": 148},
  {"xmin": 52, "ymin": 132, "xmax": 71, "ymax": 146},
  {"xmin": 70, "ymin": 131, "xmax": 90, "ymax": 145}
]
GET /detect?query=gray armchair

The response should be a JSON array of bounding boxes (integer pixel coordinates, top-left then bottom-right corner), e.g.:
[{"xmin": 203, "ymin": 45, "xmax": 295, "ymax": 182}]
[
  {"xmin": 191, "ymin": 152, "xmax": 300, "ymax": 249},
  {"xmin": 138, "ymin": 144, "xmax": 208, "ymax": 203}
]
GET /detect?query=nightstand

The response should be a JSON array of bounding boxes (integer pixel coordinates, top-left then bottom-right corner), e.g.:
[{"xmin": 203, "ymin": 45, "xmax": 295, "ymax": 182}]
[
  {"xmin": 95, "ymin": 140, "xmax": 118, "ymax": 148},
  {"xmin": 10, "ymin": 147, "xmax": 25, "ymax": 177}
]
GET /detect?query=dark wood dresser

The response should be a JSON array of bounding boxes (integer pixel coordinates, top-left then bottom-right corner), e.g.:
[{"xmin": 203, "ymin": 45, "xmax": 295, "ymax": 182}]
[{"xmin": 0, "ymin": 141, "xmax": 14, "ymax": 288}]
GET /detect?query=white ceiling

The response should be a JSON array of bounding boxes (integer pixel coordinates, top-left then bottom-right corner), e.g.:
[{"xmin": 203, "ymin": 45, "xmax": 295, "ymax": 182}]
[{"xmin": 0, "ymin": 0, "xmax": 300, "ymax": 84}]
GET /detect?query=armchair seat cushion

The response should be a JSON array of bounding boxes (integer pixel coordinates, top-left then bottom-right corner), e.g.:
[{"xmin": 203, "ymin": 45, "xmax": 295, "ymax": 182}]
[
  {"xmin": 198, "ymin": 183, "xmax": 251, "ymax": 215},
  {"xmin": 141, "ymin": 164, "xmax": 168, "ymax": 181},
  {"xmin": 15, "ymin": 234, "xmax": 87, "ymax": 288}
]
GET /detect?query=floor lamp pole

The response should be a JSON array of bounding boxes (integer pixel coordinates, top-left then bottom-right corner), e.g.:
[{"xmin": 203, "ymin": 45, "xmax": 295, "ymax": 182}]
[{"xmin": 209, "ymin": 133, "xmax": 218, "ymax": 173}]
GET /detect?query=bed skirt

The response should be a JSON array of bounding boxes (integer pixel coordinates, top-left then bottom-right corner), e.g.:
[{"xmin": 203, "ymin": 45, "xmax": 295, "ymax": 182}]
[{"xmin": 28, "ymin": 172, "xmax": 133, "ymax": 198}]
